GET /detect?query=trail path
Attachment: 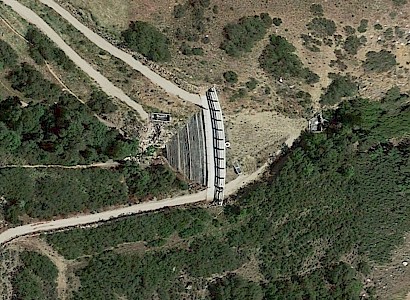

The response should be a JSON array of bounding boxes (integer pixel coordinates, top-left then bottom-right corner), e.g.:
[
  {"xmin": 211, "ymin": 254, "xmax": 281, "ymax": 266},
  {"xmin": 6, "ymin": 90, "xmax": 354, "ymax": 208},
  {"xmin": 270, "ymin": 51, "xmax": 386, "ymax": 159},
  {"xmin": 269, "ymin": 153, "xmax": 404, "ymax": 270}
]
[
  {"xmin": 0, "ymin": 161, "xmax": 119, "ymax": 169},
  {"xmin": 39, "ymin": 0, "xmax": 202, "ymax": 106},
  {"xmin": 2, "ymin": 0, "xmax": 149, "ymax": 120}
]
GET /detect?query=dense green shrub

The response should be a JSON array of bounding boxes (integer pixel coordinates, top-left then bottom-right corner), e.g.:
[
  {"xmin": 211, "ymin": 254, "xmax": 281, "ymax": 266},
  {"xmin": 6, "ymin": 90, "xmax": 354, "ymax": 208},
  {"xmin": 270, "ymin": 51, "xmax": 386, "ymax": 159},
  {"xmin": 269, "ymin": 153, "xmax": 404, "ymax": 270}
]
[
  {"xmin": 87, "ymin": 89, "xmax": 118, "ymax": 114},
  {"xmin": 310, "ymin": 3, "xmax": 324, "ymax": 16},
  {"xmin": 44, "ymin": 93, "xmax": 410, "ymax": 299},
  {"xmin": 12, "ymin": 251, "xmax": 57, "ymax": 300},
  {"xmin": 343, "ymin": 25, "xmax": 356, "ymax": 35},
  {"xmin": 392, "ymin": 0, "xmax": 407, "ymax": 5},
  {"xmin": 46, "ymin": 208, "xmax": 211, "ymax": 258},
  {"xmin": 122, "ymin": 21, "xmax": 171, "ymax": 62},
  {"xmin": 181, "ymin": 43, "xmax": 204, "ymax": 56},
  {"xmin": 1, "ymin": 168, "xmax": 128, "ymax": 222},
  {"xmin": 173, "ymin": 4, "xmax": 186, "ymax": 18},
  {"xmin": 374, "ymin": 23, "xmax": 383, "ymax": 30},
  {"xmin": 0, "ymin": 40, "xmax": 18, "ymax": 70},
  {"xmin": 259, "ymin": 35, "xmax": 319, "ymax": 84},
  {"xmin": 383, "ymin": 27, "xmax": 394, "ymax": 40},
  {"xmin": 357, "ymin": 19, "xmax": 368, "ymax": 33},
  {"xmin": 209, "ymin": 275, "xmax": 264, "ymax": 300},
  {"xmin": 7, "ymin": 63, "xmax": 61, "ymax": 103},
  {"xmin": 363, "ymin": 50, "xmax": 397, "ymax": 72},
  {"xmin": 2, "ymin": 163, "xmax": 184, "ymax": 222},
  {"xmin": 320, "ymin": 73, "xmax": 357, "ymax": 105},
  {"xmin": 344, "ymin": 35, "xmax": 363, "ymax": 55},
  {"xmin": 301, "ymin": 33, "xmax": 322, "ymax": 52},
  {"xmin": 307, "ymin": 17, "xmax": 337, "ymax": 37},
  {"xmin": 245, "ymin": 77, "xmax": 258, "ymax": 90},
  {"xmin": 221, "ymin": 13, "xmax": 272, "ymax": 57},
  {"xmin": 223, "ymin": 70, "xmax": 238, "ymax": 83},
  {"xmin": 26, "ymin": 26, "xmax": 75, "ymax": 70}
]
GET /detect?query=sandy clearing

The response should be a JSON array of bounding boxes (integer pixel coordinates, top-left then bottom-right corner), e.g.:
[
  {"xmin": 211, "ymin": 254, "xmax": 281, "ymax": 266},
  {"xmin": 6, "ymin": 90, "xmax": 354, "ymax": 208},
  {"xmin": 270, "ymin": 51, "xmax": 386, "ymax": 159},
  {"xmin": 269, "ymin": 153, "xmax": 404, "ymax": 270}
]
[
  {"xmin": 38, "ymin": 0, "xmax": 203, "ymax": 107},
  {"xmin": 2, "ymin": 0, "xmax": 149, "ymax": 120}
]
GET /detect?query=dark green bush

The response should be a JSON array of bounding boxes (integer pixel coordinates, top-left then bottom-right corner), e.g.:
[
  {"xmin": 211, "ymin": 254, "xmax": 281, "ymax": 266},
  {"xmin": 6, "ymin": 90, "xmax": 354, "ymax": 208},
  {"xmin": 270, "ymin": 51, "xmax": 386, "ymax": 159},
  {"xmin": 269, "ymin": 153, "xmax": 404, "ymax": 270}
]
[
  {"xmin": 26, "ymin": 26, "xmax": 75, "ymax": 70},
  {"xmin": 0, "ymin": 75, "xmax": 136, "ymax": 165},
  {"xmin": 357, "ymin": 19, "xmax": 368, "ymax": 33},
  {"xmin": 221, "ymin": 13, "xmax": 272, "ymax": 57},
  {"xmin": 245, "ymin": 77, "xmax": 258, "ymax": 90},
  {"xmin": 310, "ymin": 3, "xmax": 324, "ymax": 16},
  {"xmin": 307, "ymin": 17, "xmax": 337, "ymax": 37},
  {"xmin": 122, "ymin": 21, "xmax": 171, "ymax": 62},
  {"xmin": 259, "ymin": 35, "xmax": 319, "ymax": 84},
  {"xmin": 343, "ymin": 25, "xmax": 356, "ymax": 35},
  {"xmin": 344, "ymin": 35, "xmax": 362, "ymax": 55},
  {"xmin": 7, "ymin": 63, "xmax": 61, "ymax": 103},
  {"xmin": 383, "ymin": 27, "xmax": 394, "ymax": 40},
  {"xmin": 13, "ymin": 251, "xmax": 57, "ymax": 300},
  {"xmin": 272, "ymin": 17, "xmax": 282, "ymax": 26},
  {"xmin": 87, "ymin": 89, "xmax": 118, "ymax": 114},
  {"xmin": 374, "ymin": 23, "xmax": 383, "ymax": 30},
  {"xmin": 191, "ymin": 47, "xmax": 204, "ymax": 55},
  {"xmin": 363, "ymin": 50, "xmax": 397, "ymax": 72},
  {"xmin": 173, "ymin": 4, "xmax": 186, "ymax": 18},
  {"xmin": 320, "ymin": 73, "xmax": 357, "ymax": 105},
  {"xmin": 209, "ymin": 275, "xmax": 264, "ymax": 300},
  {"xmin": 223, "ymin": 71, "xmax": 238, "ymax": 83},
  {"xmin": 392, "ymin": 0, "xmax": 407, "ymax": 5},
  {"xmin": 0, "ymin": 40, "xmax": 18, "ymax": 70}
]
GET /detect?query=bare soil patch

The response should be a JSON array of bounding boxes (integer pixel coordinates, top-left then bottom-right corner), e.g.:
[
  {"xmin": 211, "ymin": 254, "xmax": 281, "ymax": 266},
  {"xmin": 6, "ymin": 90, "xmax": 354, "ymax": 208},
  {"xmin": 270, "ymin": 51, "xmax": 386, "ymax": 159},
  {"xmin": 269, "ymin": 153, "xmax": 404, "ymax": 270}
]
[{"xmin": 372, "ymin": 233, "xmax": 410, "ymax": 300}]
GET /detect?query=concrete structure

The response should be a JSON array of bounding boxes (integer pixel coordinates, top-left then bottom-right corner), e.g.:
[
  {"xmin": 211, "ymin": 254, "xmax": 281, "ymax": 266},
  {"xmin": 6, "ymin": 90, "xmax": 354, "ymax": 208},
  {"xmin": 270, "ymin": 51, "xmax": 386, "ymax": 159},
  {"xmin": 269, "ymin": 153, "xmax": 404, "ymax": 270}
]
[
  {"xmin": 166, "ymin": 112, "xmax": 206, "ymax": 185},
  {"xmin": 166, "ymin": 87, "xmax": 226, "ymax": 204},
  {"xmin": 151, "ymin": 113, "xmax": 171, "ymax": 122},
  {"xmin": 204, "ymin": 87, "xmax": 226, "ymax": 205}
]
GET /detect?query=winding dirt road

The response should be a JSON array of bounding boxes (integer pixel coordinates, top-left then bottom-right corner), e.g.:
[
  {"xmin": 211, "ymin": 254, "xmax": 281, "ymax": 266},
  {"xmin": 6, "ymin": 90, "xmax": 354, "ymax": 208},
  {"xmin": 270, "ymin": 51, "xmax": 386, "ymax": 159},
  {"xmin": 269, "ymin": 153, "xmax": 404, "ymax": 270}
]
[
  {"xmin": 39, "ymin": 0, "xmax": 202, "ymax": 106},
  {"xmin": 2, "ymin": 0, "xmax": 149, "ymax": 120}
]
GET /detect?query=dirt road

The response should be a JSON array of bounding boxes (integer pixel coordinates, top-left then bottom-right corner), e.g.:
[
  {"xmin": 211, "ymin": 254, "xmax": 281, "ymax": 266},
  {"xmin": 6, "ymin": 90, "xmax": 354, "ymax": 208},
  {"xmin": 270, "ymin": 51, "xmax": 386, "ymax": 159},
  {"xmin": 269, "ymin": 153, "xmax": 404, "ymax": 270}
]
[
  {"xmin": 0, "ymin": 0, "xmax": 303, "ymax": 247},
  {"xmin": 2, "ymin": 0, "xmax": 149, "ymax": 120},
  {"xmin": 39, "ymin": 0, "xmax": 202, "ymax": 106},
  {"xmin": 0, "ymin": 133, "xmax": 300, "ymax": 246}
]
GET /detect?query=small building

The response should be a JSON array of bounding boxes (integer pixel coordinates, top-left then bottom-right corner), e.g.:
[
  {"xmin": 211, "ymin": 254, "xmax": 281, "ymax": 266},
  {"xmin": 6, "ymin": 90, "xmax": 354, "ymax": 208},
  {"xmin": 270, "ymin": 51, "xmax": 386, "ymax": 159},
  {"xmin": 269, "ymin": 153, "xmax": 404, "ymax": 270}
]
[
  {"xmin": 151, "ymin": 113, "xmax": 171, "ymax": 122},
  {"xmin": 308, "ymin": 112, "xmax": 328, "ymax": 133}
]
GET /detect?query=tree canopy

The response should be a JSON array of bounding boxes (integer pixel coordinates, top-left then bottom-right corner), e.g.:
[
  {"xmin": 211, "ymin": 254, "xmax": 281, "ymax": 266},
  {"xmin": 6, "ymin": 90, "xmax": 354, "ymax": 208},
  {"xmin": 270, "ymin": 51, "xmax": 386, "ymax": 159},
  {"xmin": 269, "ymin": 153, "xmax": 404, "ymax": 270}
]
[
  {"xmin": 221, "ymin": 13, "xmax": 272, "ymax": 57},
  {"xmin": 122, "ymin": 21, "xmax": 171, "ymax": 62},
  {"xmin": 259, "ymin": 35, "xmax": 319, "ymax": 84}
]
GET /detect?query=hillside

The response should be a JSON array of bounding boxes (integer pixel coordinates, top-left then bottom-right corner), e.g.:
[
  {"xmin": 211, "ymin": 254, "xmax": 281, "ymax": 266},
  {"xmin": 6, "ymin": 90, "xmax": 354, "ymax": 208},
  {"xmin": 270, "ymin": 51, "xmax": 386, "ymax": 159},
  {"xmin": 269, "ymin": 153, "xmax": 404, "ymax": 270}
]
[
  {"xmin": 5, "ymin": 90, "xmax": 408, "ymax": 299},
  {"xmin": 0, "ymin": 0, "xmax": 410, "ymax": 299},
  {"xmin": 34, "ymin": 0, "xmax": 410, "ymax": 172}
]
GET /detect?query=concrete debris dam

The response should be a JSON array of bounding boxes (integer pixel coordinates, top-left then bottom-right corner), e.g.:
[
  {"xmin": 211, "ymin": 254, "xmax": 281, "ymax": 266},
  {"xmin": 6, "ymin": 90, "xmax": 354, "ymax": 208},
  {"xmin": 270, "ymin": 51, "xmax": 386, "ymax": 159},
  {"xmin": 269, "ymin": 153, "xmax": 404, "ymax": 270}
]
[
  {"xmin": 166, "ymin": 112, "xmax": 207, "ymax": 186},
  {"xmin": 166, "ymin": 87, "xmax": 226, "ymax": 204}
]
